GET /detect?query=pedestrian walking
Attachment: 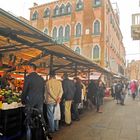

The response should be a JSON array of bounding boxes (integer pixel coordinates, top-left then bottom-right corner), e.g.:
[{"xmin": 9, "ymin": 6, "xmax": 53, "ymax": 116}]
[
  {"xmin": 95, "ymin": 81, "xmax": 105, "ymax": 113},
  {"xmin": 115, "ymin": 81, "xmax": 123, "ymax": 104},
  {"xmin": 130, "ymin": 80, "xmax": 137, "ymax": 100},
  {"xmin": 87, "ymin": 80, "xmax": 97, "ymax": 110}
]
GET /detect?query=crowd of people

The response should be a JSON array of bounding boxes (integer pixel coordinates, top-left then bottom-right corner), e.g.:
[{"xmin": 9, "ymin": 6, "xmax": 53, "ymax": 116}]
[
  {"xmin": 21, "ymin": 63, "xmax": 106, "ymax": 139},
  {"xmin": 2, "ymin": 64, "xmax": 140, "ymax": 140},
  {"xmin": 4, "ymin": 63, "xmax": 140, "ymax": 139},
  {"xmin": 111, "ymin": 79, "xmax": 140, "ymax": 105}
]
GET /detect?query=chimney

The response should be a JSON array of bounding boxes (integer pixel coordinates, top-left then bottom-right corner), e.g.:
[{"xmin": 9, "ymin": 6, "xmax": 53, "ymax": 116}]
[{"xmin": 33, "ymin": 2, "xmax": 38, "ymax": 6}]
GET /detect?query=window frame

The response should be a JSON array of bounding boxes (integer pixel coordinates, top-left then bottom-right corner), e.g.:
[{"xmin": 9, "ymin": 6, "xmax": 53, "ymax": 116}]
[
  {"xmin": 75, "ymin": 23, "xmax": 82, "ymax": 37},
  {"xmin": 54, "ymin": 5, "xmax": 59, "ymax": 16},
  {"xmin": 66, "ymin": 3, "xmax": 72, "ymax": 14},
  {"xmin": 65, "ymin": 25, "xmax": 71, "ymax": 41},
  {"xmin": 75, "ymin": 46, "xmax": 81, "ymax": 54},
  {"xmin": 93, "ymin": 19, "xmax": 101, "ymax": 35},
  {"xmin": 60, "ymin": 4, "xmax": 65, "ymax": 15},
  {"xmin": 31, "ymin": 11, "xmax": 38, "ymax": 20},
  {"xmin": 43, "ymin": 28, "xmax": 48, "ymax": 35},
  {"xmin": 52, "ymin": 27, "xmax": 58, "ymax": 40},
  {"xmin": 58, "ymin": 26, "xmax": 64, "ymax": 43},
  {"xmin": 43, "ymin": 8, "xmax": 50, "ymax": 18},
  {"xmin": 92, "ymin": 45, "xmax": 100, "ymax": 60},
  {"xmin": 76, "ymin": 0, "xmax": 84, "ymax": 11},
  {"xmin": 93, "ymin": 0, "xmax": 101, "ymax": 7}
]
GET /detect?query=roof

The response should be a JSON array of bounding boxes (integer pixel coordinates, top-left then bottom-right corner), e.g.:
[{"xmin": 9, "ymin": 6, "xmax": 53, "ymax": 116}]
[{"xmin": 0, "ymin": 8, "xmax": 111, "ymax": 75}]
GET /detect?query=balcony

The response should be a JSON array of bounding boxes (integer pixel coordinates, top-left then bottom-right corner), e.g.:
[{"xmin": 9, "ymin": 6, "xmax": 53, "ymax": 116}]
[{"xmin": 131, "ymin": 13, "xmax": 140, "ymax": 40}]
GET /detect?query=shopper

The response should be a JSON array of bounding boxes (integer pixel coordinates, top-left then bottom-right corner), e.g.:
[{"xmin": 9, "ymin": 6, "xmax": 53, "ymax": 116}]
[
  {"xmin": 21, "ymin": 63, "xmax": 45, "ymax": 113},
  {"xmin": 45, "ymin": 71, "xmax": 63, "ymax": 133},
  {"xmin": 111, "ymin": 82, "xmax": 116, "ymax": 99},
  {"xmin": 115, "ymin": 81, "xmax": 123, "ymax": 104},
  {"xmin": 95, "ymin": 81, "xmax": 105, "ymax": 113},
  {"xmin": 73, "ymin": 77, "xmax": 82, "ymax": 121},
  {"xmin": 62, "ymin": 73, "xmax": 75, "ymax": 125},
  {"xmin": 87, "ymin": 80, "xmax": 97, "ymax": 110},
  {"xmin": 21, "ymin": 63, "xmax": 45, "ymax": 139}
]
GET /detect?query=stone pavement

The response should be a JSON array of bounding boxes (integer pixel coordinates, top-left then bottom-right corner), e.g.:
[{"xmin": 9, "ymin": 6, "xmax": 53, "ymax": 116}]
[{"xmin": 53, "ymin": 96, "xmax": 140, "ymax": 140}]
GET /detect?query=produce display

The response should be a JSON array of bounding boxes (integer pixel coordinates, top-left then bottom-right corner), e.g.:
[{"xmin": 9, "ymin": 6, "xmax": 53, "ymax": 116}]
[{"xmin": 0, "ymin": 89, "xmax": 22, "ymax": 110}]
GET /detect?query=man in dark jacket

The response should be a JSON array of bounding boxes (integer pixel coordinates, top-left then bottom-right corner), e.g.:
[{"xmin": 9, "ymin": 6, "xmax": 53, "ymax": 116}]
[
  {"xmin": 115, "ymin": 81, "xmax": 123, "ymax": 104},
  {"xmin": 22, "ymin": 63, "xmax": 45, "ymax": 112},
  {"xmin": 73, "ymin": 77, "xmax": 82, "ymax": 121},
  {"xmin": 62, "ymin": 73, "xmax": 75, "ymax": 125}
]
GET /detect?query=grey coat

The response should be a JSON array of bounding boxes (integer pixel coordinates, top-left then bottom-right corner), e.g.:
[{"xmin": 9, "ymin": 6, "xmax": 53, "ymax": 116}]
[{"xmin": 62, "ymin": 78, "xmax": 75, "ymax": 101}]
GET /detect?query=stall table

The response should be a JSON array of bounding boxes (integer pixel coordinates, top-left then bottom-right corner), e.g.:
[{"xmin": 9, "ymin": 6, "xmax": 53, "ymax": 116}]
[{"xmin": 0, "ymin": 107, "xmax": 24, "ymax": 140}]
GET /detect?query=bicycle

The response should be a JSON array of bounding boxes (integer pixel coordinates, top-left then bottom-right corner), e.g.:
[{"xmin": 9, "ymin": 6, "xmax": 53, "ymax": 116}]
[{"xmin": 24, "ymin": 107, "xmax": 52, "ymax": 140}]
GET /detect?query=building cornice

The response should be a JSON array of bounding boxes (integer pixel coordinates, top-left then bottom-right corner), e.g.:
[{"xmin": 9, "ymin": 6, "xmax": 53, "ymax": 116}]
[
  {"xmin": 107, "ymin": 0, "xmax": 123, "ymax": 40},
  {"xmin": 29, "ymin": 0, "xmax": 59, "ymax": 10}
]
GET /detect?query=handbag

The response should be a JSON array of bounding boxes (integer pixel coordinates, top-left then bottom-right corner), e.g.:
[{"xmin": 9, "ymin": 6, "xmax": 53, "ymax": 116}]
[{"xmin": 54, "ymin": 103, "xmax": 61, "ymax": 120}]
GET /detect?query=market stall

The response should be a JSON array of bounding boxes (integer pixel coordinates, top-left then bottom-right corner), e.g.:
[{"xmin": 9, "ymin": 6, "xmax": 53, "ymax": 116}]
[{"xmin": 0, "ymin": 8, "xmax": 115, "ymax": 139}]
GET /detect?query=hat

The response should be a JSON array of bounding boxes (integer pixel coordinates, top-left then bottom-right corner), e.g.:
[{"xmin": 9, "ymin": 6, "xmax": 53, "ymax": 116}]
[
  {"xmin": 49, "ymin": 71, "xmax": 56, "ymax": 77},
  {"xmin": 63, "ymin": 73, "xmax": 68, "ymax": 79}
]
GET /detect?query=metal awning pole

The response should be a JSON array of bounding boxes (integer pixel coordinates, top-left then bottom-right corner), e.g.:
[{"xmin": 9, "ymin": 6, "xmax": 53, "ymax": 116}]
[
  {"xmin": 75, "ymin": 64, "xmax": 77, "ymax": 77},
  {"xmin": 24, "ymin": 69, "xmax": 27, "ymax": 79},
  {"xmin": 88, "ymin": 68, "xmax": 90, "ymax": 85},
  {"xmin": 49, "ymin": 54, "xmax": 53, "ymax": 74}
]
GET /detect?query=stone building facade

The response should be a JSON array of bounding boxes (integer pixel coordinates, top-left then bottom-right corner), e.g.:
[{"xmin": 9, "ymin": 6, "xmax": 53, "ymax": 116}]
[
  {"xmin": 29, "ymin": 0, "xmax": 126, "ymax": 75},
  {"xmin": 126, "ymin": 60, "xmax": 140, "ymax": 80}
]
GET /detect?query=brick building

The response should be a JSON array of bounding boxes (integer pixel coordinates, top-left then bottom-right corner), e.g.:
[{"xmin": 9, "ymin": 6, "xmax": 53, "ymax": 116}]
[
  {"xmin": 126, "ymin": 60, "xmax": 140, "ymax": 80},
  {"xmin": 30, "ymin": 0, "xmax": 126, "ymax": 75}
]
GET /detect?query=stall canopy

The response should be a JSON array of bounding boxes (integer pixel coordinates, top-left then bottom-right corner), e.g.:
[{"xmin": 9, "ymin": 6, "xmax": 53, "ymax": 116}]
[{"xmin": 0, "ymin": 8, "xmax": 111, "ymax": 75}]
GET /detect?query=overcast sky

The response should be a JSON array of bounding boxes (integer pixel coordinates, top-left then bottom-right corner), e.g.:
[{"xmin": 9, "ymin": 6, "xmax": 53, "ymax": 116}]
[{"xmin": 0, "ymin": 0, "xmax": 140, "ymax": 62}]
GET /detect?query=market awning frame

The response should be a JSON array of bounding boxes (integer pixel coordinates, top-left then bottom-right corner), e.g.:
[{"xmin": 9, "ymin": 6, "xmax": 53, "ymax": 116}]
[{"xmin": 0, "ymin": 8, "xmax": 113, "ymax": 76}]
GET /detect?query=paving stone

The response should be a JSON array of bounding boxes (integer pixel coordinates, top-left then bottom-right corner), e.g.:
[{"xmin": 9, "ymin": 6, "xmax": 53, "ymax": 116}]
[{"xmin": 53, "ymin": 96, "xmax": 140, "ymax": 140}]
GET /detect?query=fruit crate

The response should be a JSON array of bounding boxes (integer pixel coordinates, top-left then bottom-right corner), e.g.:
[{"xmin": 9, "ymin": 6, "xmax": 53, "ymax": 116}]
[{"xmin": 0, "ymin": 107, "xmax": 23, "ymax": 137}]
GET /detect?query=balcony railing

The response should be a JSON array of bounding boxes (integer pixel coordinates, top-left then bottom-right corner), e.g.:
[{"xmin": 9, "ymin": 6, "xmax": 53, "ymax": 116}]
[
  {"xmin": 132, "ymin": 13, "xmax": 140, "ymax": 25},
  {"xmin": 131, "ymin": 13, "xmax": 140, "ymax": 40}
]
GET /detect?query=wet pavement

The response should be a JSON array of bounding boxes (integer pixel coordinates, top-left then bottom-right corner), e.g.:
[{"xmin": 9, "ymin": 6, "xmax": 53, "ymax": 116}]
[{"xmin": 53, "ymin": 96, "xmax": 140, "ymax": 140}]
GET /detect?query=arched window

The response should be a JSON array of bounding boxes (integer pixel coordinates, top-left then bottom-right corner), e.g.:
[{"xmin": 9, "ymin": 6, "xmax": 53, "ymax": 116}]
[
  {"xmin": 52, "ymin": 27, "xmax": 57, "ymax": 39},
  {"xmin": 65, "ymin": 25, "xmax": 70, "ymax": 41},
  {"xmin": 76, "ymin": 23, "xmax": 82, "ymax": 37},
  {"xmin": 76, "ymin": 0, "xmax": 83, "ymax": 10},
  {"xmin": 54, "ymin": 5, "xmax": 59, "ymax": 16},
  {"xmin": 31, "ymin": 11, "xmax": 38, "ymax": 20},
  {"xmin": 44, "ymin": 8, "xmax": 50, "ymax": 17},
  {"xmin": 43, "ymin": 28, "xmax": 48, "ymax": 35},
  {"xmin": 66, "ymin": 3, "xmax": 72, "ymax": 14},
  {"xmin": 75, "ymin": 47, "xmax": 81, "ymax": 54},
  {"xmin": 93, "ymin": 45, "xmax": 100, "ymax": 59},
  {"xmin": 60, "ymin": 4, "xmax": 65, "ymax": 14},
  {"xmin": 94, "ymin": 0, "xmax": 101, "ymax": 6},
  {"xmin": 94, "ymin": 20, "xmax": 100, "ymax": 35},
  {"xmin": 58, "ymin": 26, "xmax": 63, "ymax": 42}
]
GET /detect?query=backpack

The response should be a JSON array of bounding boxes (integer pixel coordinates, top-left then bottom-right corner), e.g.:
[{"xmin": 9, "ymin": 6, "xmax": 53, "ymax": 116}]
[{"xmin": 115, "ymin": 84, "xmax": 122, "ymax": 93}]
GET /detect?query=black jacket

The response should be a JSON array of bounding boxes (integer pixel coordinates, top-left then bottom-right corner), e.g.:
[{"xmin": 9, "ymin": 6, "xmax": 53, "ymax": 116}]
[
  {"xmin": 87, "ymin": 81, "xmax": 97, "ymax": 99},
  {"xmin": 62, "ymin": 78, "xmax": 75, "ymax": 100},
  {"xmin": 21, "ymin": 72, "xmax": 45, "ymax": 108},
  {"xmin": 74, "ymin": 82, "xmax": 82, "ymax": 103}
]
